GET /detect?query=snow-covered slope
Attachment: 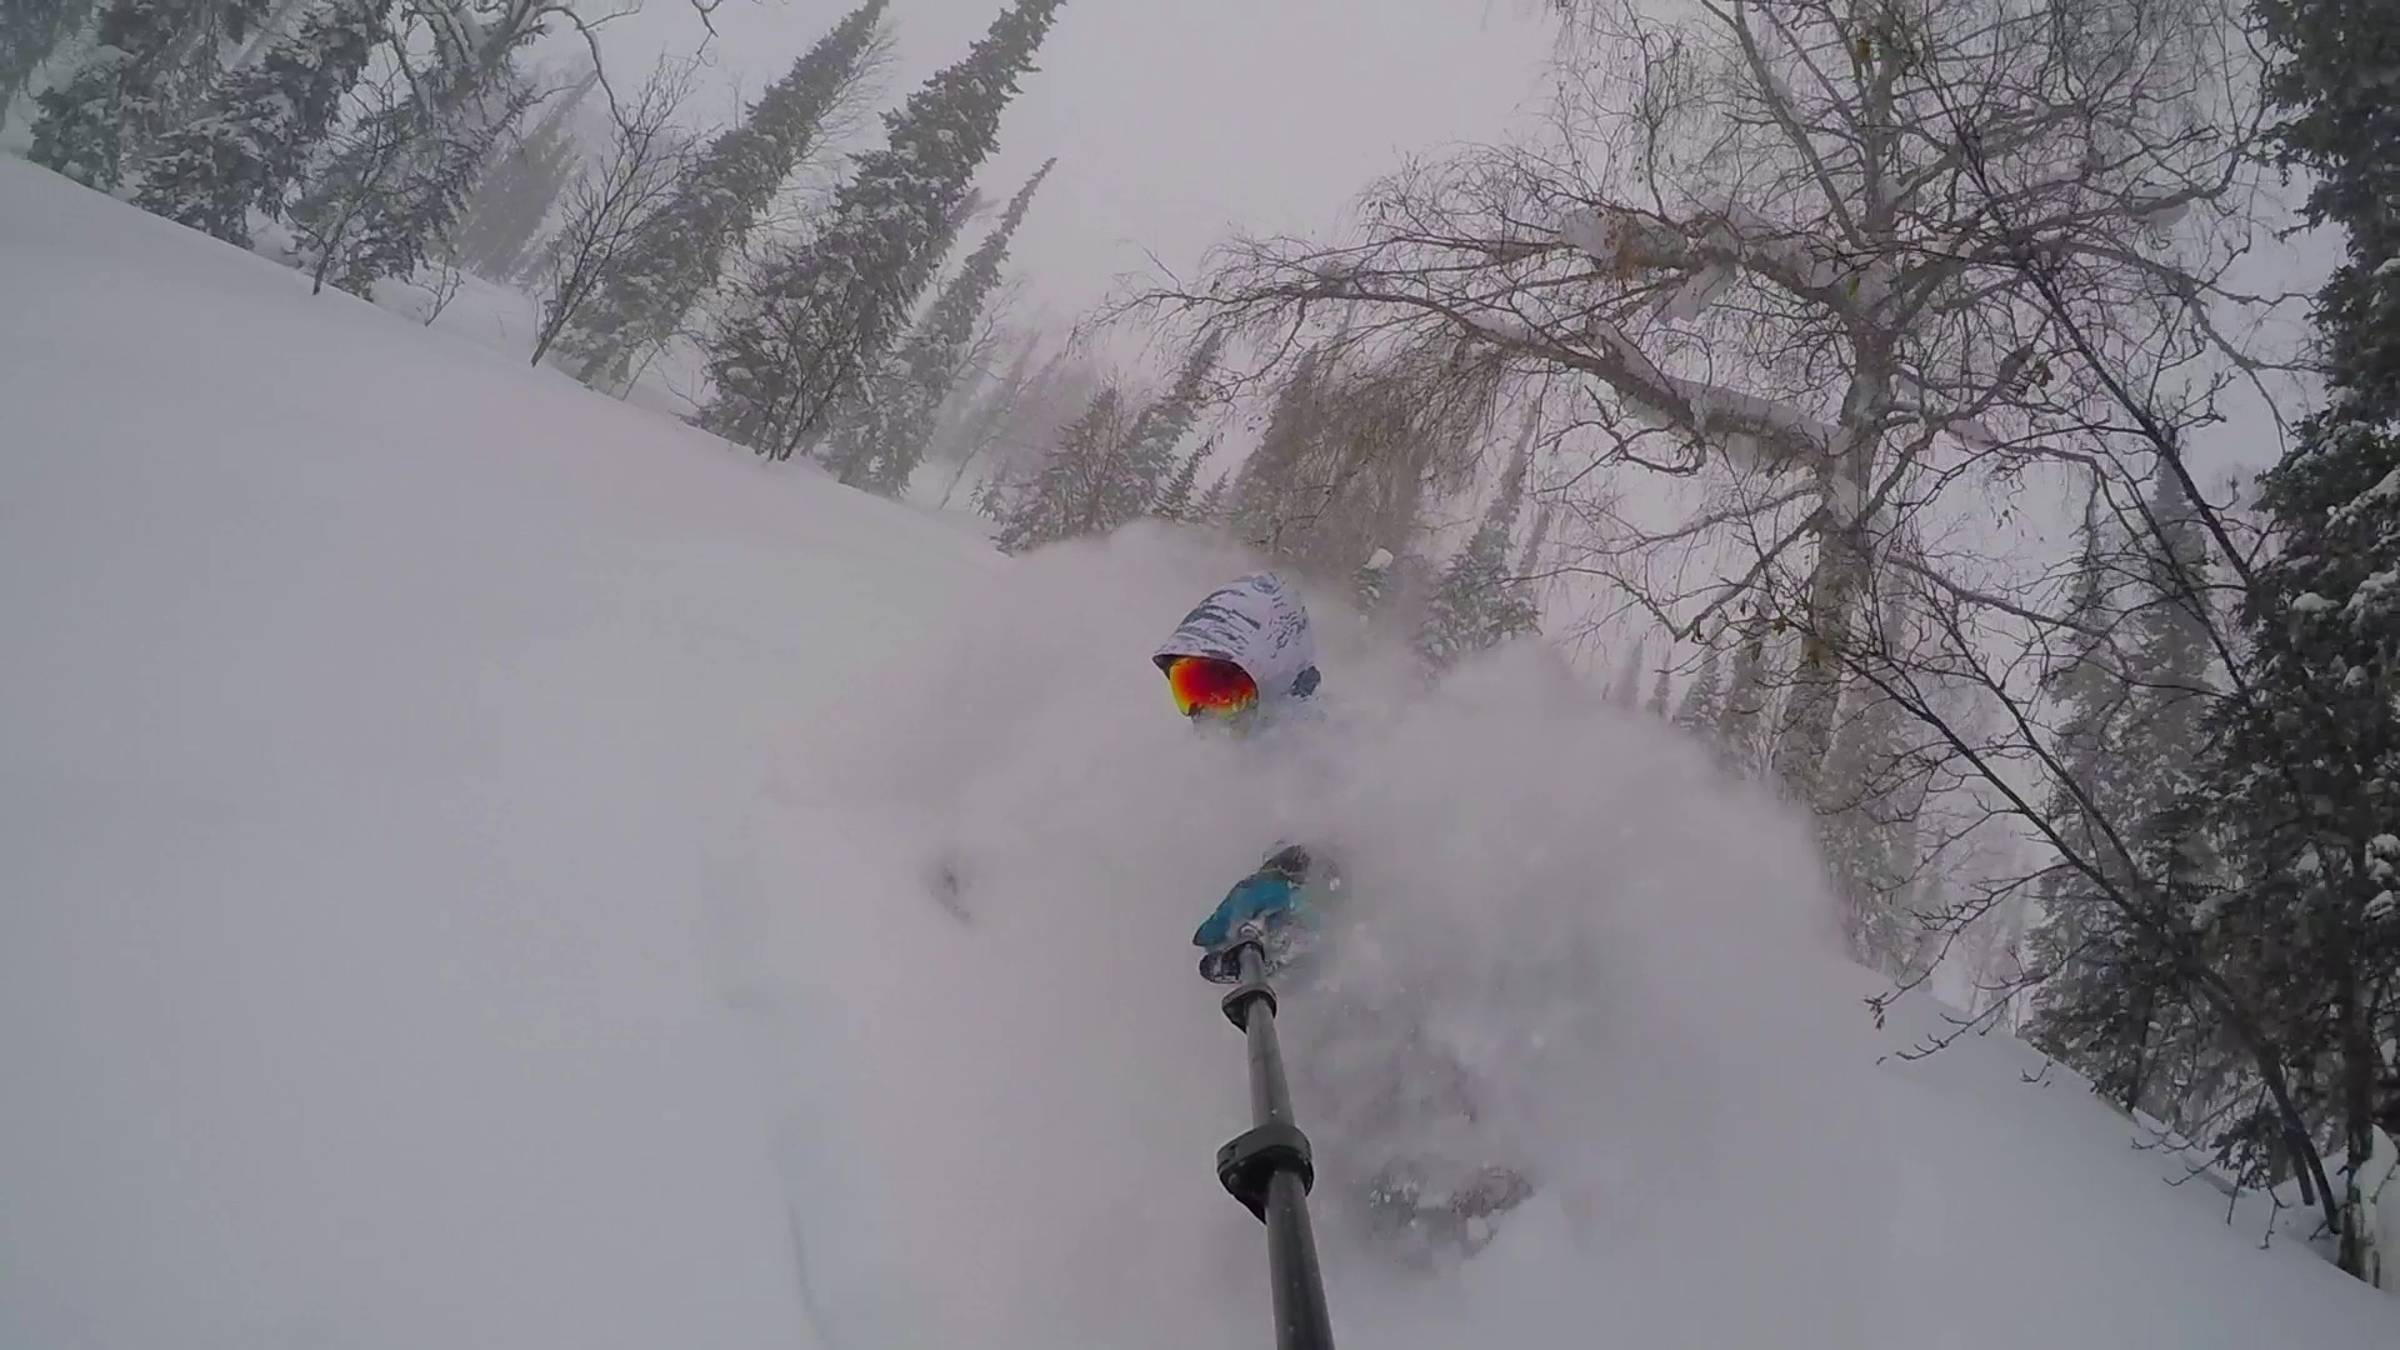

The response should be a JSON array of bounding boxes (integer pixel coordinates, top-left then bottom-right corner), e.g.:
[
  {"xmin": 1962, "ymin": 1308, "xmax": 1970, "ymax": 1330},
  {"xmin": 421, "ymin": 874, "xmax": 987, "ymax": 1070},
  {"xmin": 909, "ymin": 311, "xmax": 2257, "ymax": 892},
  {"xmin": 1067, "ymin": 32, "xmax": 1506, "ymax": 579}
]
[{"xmin": 2, "ymin": 158, "xmax": 2392, "ymax": 1349}]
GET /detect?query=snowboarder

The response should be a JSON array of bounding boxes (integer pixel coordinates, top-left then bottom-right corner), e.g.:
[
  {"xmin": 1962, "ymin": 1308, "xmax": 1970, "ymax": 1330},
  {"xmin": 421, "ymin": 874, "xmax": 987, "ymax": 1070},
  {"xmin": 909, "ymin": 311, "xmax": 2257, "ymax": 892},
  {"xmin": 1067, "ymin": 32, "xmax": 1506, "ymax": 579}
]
[{"xmin": 1157, "ymin": 572, "xmax": 1532, "ymax": 1263}]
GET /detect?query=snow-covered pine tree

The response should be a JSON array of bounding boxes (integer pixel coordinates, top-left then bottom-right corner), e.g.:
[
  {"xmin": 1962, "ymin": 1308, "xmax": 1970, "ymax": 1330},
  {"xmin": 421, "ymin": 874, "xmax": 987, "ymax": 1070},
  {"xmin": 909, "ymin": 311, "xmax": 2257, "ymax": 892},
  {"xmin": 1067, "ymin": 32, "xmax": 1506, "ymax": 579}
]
[
  {"xmin": 133, "ymin": 0, "xmax": 390, "ymax": 246},
  {"xmin": 1114, "ymin": 333, "xmax": 1223, "ymax": 506},
  {"xmin": 2024, "ymin": 487, "xmax": 2148, "ymax": 1098},
  {"xmin": 1151, "ymin": 438, "xmax": 1214, "ymax": 523},
  {"xmin": 556, "ymin": 0, "xmax": 888, "ymax": 391},
  {"xmin": 1819, "ymin": 660, "xmax": 1928, "ymax": 973},
  {"xmin": 2112, "ymin": 466, "xmax": 2223, "ymax": 1123},
  {"xmin": 2026, "ymin": 466, "xmax": 2221, "ymax": 1124},
  {"xmin": 26, "ymin": 0, "xmax": 218, "ymax": 188},
  {"xmin": 0, "ymin": 0, "xmax": 94, "ymax": 128},
  {"xmin": 323, "ymin": 99, "xmax": 521, "ymax": 296},
  {"xmin": 826, "ymin": 158, "xmax": 1055, "ymax": 495},
  {"xmin": 811, "ymin": 182, "xmax": 987, "ymax": 468},
  {"xmin": 1673, "ymin": 634, "xmax": 1723, "ymax": 735},
  {"xmin": 1646, "ymin": 658, "xmax": 1671, "ymax": 717},
  {"xmin": 2199, "ymin": 0, "xmax": 2400, "ymax": 1277},
  {"xmin": 993, "ymin": 383, "xmax": 1138, "ymax": 553},
  {"xmin": 1190, "ymin": 471, "xmax": 1232, "ymax": 525},
  {"xmin": 701, "ymin": 0, "xmax": 1065, "ymax": 459},
  {"xmin": 527, "ymin": 59, "xmax": 697, "ymax": 364},
  {"xmin": 931, "ymin": 330, "xmax": 1042, "ymax": 507},
  {"xmin": 295, "ymin": 24, "xmax": 532, "ymax": 297},
  {"xmin": 1414, "ymin": 445, "xmax": 1536, "ymax": 672}
]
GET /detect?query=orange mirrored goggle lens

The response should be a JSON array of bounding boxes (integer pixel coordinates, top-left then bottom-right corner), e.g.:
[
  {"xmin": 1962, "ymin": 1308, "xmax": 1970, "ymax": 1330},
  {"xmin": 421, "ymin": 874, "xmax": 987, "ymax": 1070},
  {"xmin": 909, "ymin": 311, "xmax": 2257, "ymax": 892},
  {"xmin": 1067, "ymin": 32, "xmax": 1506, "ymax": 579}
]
[{"xmin": 1165, "ymin": 656, "xmax": 1259, "ymax": 717}]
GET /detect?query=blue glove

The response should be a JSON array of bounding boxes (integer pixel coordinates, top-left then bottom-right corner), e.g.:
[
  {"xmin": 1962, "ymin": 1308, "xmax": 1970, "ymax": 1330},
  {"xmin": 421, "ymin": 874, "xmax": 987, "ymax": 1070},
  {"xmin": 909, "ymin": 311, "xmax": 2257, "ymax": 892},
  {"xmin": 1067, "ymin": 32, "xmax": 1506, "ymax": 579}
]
[{"xmin": 1193, "ymin": 871, "xmax": 1305, "ymax": 951}]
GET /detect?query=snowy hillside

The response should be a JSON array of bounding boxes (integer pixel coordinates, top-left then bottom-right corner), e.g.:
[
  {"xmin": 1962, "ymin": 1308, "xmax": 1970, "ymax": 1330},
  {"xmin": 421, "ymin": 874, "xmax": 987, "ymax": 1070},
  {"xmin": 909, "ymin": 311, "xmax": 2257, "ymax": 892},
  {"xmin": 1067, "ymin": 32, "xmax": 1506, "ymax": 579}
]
[{"xmin": 2, "ymin": 159, "xmax": 2392, "ymax": 1349}]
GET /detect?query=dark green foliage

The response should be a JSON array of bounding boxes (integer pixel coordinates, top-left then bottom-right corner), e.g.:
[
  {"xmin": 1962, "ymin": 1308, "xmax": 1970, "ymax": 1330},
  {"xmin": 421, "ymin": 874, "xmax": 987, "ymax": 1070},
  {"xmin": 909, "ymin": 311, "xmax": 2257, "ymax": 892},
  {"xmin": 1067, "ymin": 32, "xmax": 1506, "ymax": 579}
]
[
  {"xmin": 2181, "ymin": 0, "xmax": 2400, "ymax": 1260},
  {"xmin": 1152, "ymin": 438, "xmax": 1214, "ymax": 523},
  {"xmin": 2028, "ymin": 470, "xmax": 2221, "ymax": 1124},
  {"xmin": 992, "ymin": 383, "xmax": 1136, "ymax": 553},
  {"xmin": 26, "ymin": 52, "xmax": 119, "ymax": 185},
  {"xmin": 1414, "ymin": 443, "xmax": 1537, "ymax": 671},
  {"xmin": 26, "ymin": 0, "xmax": 255, "ymax": 188},
  {"xmin": 134, "ymin": 0, "xmax": 390, "ymax": 245},
  {"xmin": 0, "ymin": 0, "xmax": 95, "ymax": 128},
  {"xmin": 290, "ymin": 26, "xmax": 531, "ymax": 297},
  {"xmin": 1115, "ymin": 333, "xmax": 1222, "ymax": 504},
  {"xmin": 1672, "ymin": 639, "xmax": 1722, "ymax": 735},
  {"xmin": 2257, "ymin": 0, "xmax": 2400, "ymax": 419},
  {"xmin": 702, "ymin": 0, "xmax": 1065, "ymax": 457},
  {"xmin": 557, "ymin": 0, "xmax": 888, "ymax": 390},
  {"xmin": 828, "ymin": 158, "xmax": 1055, "ymax": 494}
]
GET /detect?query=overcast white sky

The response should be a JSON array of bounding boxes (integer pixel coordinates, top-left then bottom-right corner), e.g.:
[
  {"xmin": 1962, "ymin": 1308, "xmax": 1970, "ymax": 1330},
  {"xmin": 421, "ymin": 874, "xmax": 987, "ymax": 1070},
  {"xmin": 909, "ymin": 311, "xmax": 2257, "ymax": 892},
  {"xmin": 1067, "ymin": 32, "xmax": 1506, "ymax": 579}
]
[{"xmin": 592, "ymin": 0, "xmax": 1558, "ymax": 324}]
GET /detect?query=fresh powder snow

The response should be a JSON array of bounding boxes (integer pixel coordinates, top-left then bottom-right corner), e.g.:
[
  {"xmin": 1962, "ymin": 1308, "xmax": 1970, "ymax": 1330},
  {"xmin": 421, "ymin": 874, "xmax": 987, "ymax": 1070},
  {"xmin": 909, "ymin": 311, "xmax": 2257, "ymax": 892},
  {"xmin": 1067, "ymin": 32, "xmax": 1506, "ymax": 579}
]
[{"xmin": 3, "ymin": 157, "xmax": 2396, "ymax": 1350}]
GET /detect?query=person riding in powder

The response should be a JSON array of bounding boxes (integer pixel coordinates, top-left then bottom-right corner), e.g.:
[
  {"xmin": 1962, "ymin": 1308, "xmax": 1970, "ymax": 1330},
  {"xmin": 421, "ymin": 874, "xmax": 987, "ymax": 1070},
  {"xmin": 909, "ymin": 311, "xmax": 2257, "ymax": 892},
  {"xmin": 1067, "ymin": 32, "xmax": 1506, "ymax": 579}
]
[{"xmin": 1155, "ymin": 572, "xmax": 1531, "ymax": 1261}]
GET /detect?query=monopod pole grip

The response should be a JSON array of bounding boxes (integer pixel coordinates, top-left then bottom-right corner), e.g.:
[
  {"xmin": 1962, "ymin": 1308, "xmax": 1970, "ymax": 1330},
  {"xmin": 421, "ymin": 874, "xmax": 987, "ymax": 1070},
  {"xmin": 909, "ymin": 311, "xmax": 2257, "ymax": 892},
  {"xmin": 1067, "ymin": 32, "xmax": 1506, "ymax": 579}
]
[{"xmin": 1215, "ymin": 940, "xmax": 1335, "ymax": 1349}]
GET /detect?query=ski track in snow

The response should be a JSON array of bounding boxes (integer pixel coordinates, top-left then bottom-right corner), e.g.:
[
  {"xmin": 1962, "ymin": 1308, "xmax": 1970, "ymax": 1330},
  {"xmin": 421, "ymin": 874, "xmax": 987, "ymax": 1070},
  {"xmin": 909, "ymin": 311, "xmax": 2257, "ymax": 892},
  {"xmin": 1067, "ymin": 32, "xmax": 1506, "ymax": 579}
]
[{"xmin": 2, "ymin": 159, "xmax": 2394, "ymax": 1348}]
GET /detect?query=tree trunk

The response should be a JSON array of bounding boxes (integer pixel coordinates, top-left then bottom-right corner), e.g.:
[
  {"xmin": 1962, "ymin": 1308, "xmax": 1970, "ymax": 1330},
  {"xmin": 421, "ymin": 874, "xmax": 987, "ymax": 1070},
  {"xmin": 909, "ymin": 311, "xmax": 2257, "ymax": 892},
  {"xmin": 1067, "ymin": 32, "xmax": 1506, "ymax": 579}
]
[
  {"xmin": 1776, "ymin": 353, "xmax": 1889, "ymax": 805},
  {"xmin": 2339, "ymin": 943, "xmax": 2378, "ymax": 1277}
]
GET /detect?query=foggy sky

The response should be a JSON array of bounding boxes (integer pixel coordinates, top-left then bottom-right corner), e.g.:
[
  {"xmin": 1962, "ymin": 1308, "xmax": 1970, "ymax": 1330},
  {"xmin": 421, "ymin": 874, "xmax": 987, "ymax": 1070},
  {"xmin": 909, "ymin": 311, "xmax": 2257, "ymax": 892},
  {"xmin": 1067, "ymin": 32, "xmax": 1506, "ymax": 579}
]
[{"xmin": 594, "ymin": 0, "xmax": 1556, "ymax": 329}]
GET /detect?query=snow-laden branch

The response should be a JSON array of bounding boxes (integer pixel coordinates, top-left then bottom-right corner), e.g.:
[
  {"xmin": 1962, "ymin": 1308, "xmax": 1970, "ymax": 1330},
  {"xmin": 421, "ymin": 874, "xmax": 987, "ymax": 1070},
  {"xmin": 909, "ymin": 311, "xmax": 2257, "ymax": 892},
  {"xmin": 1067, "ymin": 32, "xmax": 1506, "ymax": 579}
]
[{"xmin": 1556, "ymin": 201, "xmax": 1871, "ymax": 322}]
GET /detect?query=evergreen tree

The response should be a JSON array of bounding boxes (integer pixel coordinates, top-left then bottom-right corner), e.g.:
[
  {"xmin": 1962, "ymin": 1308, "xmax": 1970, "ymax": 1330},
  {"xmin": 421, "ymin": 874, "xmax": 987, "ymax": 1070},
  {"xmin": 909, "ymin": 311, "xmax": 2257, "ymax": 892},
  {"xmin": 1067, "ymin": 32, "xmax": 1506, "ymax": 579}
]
[
  {"xmin": 1673, "ymin": 636, "xmax": 1723, "ymax": 735},
  {"xmin": 450, "ymin": 65, "xmax": 596, "ymax": 282},
  {"xmin": 1190, "ymin": 471, "xmax": 1232, "ymax": 524},
  {"xmin": 2025, "ymin": 489, "xmax": 2151, "ymax": 1103},
  {"xmin": 2259, "ymin": 0, "xmax": 2400, "ymax": 425},
  {"xmin": 2203, "ymin": 0, "xmax": 2400, "ymax": 1276},
  {"xmin": 702, "ymin": 0, "xmax": 1066, "ymax": 458},
  {"xmin": 1646, "ymin": 659, "xmax": 1672, "ymax": 718},
  {"xmin": 1414, "ymin": 447, "xmax": 1537, "ymax": 671},
  {"xmin": 321, "ymin": 104, "xmax": 513, "ymax": 296},
  {"xmin": 827, "ymin": 158, "xmax": 1055, "ymax": 494},
  {"xmin": 931, "ymin": 330, "xmax": 1042, "ymax": 506},
  {"xmin": 1115, "ymin": 333, "xmax": 1223, "ymax": 504},
  {"xmin": 2028, "ymin": 468, "xmax": 2222, "ymax": 1124},
  {"xmin": 293, "ymin": 31, "xmax": 531, "ymax": 297},
  {"xmin": 1151, "ymin": 438, "xmax": 1214, "ymax": 523},
  {"xmin": 0, "ymin": 0, "xmax": 94, "ymax": 128},
  {"xmin": 26, "ymin": 0, "xmax": 209, "ymax": 188},
  {"xmin": 993, "ymin": 383, "xmax": 1138, "ymax": 553},
  {"xmin": 557, "ymin": 0, "xmax": 889, "ymax": 390},
  {"xmin": 133, "ymin": 0, "xmax": 389, "ymax": 246}
]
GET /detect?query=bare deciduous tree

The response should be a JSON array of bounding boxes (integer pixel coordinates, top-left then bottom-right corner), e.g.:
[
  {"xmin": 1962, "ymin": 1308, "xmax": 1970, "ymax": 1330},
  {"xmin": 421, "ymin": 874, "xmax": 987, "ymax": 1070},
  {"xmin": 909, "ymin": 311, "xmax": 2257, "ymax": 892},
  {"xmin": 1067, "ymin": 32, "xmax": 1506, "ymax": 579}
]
[
  {"xmin": 1153, "ymin": 0, "xmax": 2286, "ymax": 808},
  {"xmin": 529, "ymin": 57, "xmax": 697, "ymax": 366}
]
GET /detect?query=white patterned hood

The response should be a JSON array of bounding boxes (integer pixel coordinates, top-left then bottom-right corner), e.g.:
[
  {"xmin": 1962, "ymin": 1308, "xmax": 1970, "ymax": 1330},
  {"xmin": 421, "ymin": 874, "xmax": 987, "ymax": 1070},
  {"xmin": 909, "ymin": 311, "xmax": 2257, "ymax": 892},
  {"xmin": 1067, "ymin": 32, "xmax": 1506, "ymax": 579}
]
[{"xmin": 1153, "ymin": 572, "xmax": 1322, "ymax": 705}]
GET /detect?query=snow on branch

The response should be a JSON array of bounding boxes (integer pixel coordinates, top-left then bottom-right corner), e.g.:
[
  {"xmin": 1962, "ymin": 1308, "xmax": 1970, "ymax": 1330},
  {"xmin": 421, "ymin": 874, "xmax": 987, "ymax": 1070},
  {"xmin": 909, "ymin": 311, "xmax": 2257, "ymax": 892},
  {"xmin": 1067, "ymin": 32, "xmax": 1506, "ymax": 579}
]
[
  {"xmin": 1556, "ymin": 202, "xmax": 1867, "ymax": 319},
  {"xmin": 1460, "ymin": 307, "xmax": 1837, "ymax": 476}
]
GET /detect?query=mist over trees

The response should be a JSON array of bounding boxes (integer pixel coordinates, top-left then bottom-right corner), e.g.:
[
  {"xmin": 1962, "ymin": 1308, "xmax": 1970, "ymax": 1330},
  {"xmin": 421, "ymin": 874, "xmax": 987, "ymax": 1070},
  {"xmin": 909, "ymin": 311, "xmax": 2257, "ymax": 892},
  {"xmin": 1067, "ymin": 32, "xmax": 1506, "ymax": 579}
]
[
  {"xmin": 9, "ymin": 0, "xmax": 2396, "ymax": 1290},
  {"xmin": 1126, "ymin": 0, "xmax": 2400, "ymax": 1286}
]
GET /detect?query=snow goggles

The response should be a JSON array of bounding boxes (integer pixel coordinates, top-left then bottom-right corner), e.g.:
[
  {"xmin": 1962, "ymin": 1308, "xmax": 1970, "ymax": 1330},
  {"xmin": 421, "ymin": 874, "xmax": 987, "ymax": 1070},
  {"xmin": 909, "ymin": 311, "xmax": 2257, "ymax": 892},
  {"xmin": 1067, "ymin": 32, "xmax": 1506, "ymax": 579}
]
[{"xmin": 1164, "ymin": 656, "xmax": 1259, "ymax": 718}]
